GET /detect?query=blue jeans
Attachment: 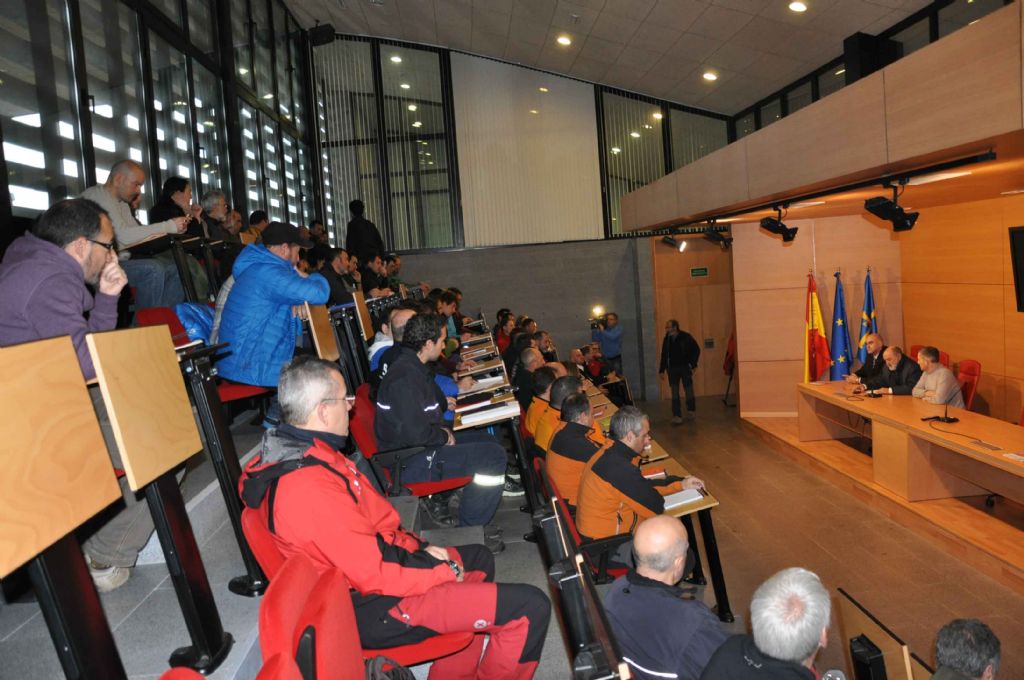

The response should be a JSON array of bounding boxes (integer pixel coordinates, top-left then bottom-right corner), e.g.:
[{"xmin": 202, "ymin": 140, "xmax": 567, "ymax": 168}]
[
  {"xmin": 401, "ymin": 430, "xmax": 507, "ymax": 527},
  {"xmin": 123, "ymin": 257, "xmax": 185, "ymax": 311}
]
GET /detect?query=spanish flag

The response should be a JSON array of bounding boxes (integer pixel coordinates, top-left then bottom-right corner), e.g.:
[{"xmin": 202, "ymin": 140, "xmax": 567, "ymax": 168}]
[{"xmin": 804, "ymin": 274, "xmax": 831, "ymax": 382}]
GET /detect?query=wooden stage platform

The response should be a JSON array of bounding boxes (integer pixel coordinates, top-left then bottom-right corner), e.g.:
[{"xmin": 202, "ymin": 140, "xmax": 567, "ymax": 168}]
[{"xmin": 743, "ymin": 415, "xmax": 1024, "ymax": 597}]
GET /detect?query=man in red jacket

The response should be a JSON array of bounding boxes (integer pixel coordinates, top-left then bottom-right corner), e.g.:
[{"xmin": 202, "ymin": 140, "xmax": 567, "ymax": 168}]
[{"xmin": 241, "ymin": 356, "xmax": 550, "ymax": 679}]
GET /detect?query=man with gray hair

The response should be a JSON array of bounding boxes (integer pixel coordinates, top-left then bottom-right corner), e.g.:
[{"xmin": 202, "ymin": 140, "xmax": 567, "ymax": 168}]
[
  {"xmin": 933, "ymin": 619, "xmax": 1000, "ymax": 680},
  {"xmin": 577, "ymin": 406, "xmax": 704, "ymax": 543},
  {"xmin": 701, "ymin": 567, "xmax": 830, "ymax": 679},
  {"xmin": 603, "ymin": 515, "xmax": 728, "ymax": 679},
  {"xmin": 913, "ymin": 346, "xmax": 965, "ymax": 408},
  {"xmin": 513, "ymin": 346, "xmax": 544, "ymax": 411}
]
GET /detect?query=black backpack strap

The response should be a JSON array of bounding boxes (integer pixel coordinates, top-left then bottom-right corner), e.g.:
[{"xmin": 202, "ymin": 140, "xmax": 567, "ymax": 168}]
[{"xmin": 243, "ymin": 455, "xmax": 360, "ymax": 534}]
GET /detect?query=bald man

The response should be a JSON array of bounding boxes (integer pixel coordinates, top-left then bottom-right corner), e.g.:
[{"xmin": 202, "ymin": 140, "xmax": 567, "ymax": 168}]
[
  {"xmin": 860, "ymin": 346, "xmax": 922, "ymax": 396},
  {"xmin": 846, "ymin": 333, "xmax": 887, "ymax": 385},
  {"xmin": 603, "ymin": 516, "xmax": 729, "ymax": 680}
]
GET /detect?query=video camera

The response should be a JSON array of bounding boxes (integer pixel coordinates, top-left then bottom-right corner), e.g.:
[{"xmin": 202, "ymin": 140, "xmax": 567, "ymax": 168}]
[{"xmin": 589, "ymin": 305, "xmax": 606, "ymax": 330}]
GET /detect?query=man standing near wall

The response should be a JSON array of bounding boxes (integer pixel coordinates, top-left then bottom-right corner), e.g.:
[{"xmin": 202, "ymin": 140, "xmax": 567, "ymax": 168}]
[
  {"xmin": 660, "ymin": 320, "xmax": 701, "ymax": 424},
  {"xmin": 592, "ymin": 312, "xmax": 623, "ymax": 376}
]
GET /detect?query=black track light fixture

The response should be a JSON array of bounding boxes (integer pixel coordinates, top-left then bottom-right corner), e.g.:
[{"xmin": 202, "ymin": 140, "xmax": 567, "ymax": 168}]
[
  {"xmin": 661, "ymin": 235, "xmax": 687, "ymax": 252},
  {"xmin": 865, "ymin": 180, "xmax": 918, "ymax": 232},
  {"xmin": 704, "ymin": 222, "xmax": 733, "ymax": 249},
  {"xmin": 760, "ymin": 206, "xmax": 798, "ymax": 242}
]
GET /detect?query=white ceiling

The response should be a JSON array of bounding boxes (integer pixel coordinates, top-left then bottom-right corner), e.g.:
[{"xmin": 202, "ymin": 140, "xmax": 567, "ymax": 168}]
[{"xmin": 286, "ymin": 0, "xmax": 935, "ymax": 115}]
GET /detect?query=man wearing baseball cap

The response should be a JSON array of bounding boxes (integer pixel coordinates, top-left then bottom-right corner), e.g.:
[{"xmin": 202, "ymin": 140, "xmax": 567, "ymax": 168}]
[{"xmin": 217, "ymin": 222, "xmax": 329, "ymax": 402}]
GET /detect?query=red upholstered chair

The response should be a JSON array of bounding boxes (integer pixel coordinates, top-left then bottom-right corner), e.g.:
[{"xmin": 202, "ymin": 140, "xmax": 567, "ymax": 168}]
[
  {"xmin": 241, "ymin": 506, "xmax": 288, "ymax": 579},
  {"xmin": 256, "ymin": 654, "xmax": 304, "ymax": 680},
  {"xmin": 158, "ymin": 668, "xmax": 204, "ymax": 679},
  {"xmin": 908, "ymin": 344, "xmax": 923, "ymax": 361},
  {"xmin": 957, "ymin": 360, "xmax": 981, "ymax": 411},
  {"xmin": 939, "ymin": 351, "xmax": 951, "ymax": 368},
  {"xmin": 136, "ymin": 306, "xmax": 190, "ymax": 347},
  {"xmin": 259, "ymin": 555, "xmax": 321, "ymax": 663},
  {"xmin": 349, "ymin": 383, "xmax": 471, "ymax": 497}
]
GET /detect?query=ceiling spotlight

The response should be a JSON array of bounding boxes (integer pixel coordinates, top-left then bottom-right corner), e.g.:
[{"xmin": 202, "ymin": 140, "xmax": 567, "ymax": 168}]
[
  {"xmin": 529, "ymin": 109, "xmax": 538, "ymax": 114},
  {"xmin": 652, "ymin": 112, "xmax": 663, "ymax": 120},
  {"xmin": 412, "ymin": 121, "xmax": 422, "ymax": 128},
  {"xmin": 390, "ymin": 55, "xmax": 402, "ymax": 63},
  {"xmin": 630, "ymin": 131, "xmax": 640, "ymax": 138},
  {"xmin": 610, "ymin": 147, "xmax": 621, "ymax": 154},
  {"xmin": 865, "ymin": 182, "xmax": 918, "ymax": 232},
  {"xmin": 539, "ymin": 87, "xmax": 549, "ymax": 92},
  {"xmin": 789, "ymin": 1, "xmax": 807, "ymax": 12},
  {"xmin": 408, "ymin": 104, "xmax": 417, "ymax": 111},
  {"xmin": 760, "ymin": 207, "xmax": 798, "ymax": 242},
  {"xmin": 557, "ymin": 35, "xmax": 572, "ymax": 46},
  {"xmin": 835, "ymin": 68, "xmax": 846, "ymax": 76},
  {"xmin": 704, "ymin": 224, "xmax": 733, "ymax": 250},
  {"xmin": 400, "ymin": 83, "xmax": 411, "ymax": 89},
  {"xmin": 662, "ymin": 235, "xmax": 687, "ymax": 253},
  {"xmin": 703, "ymin": 71, "xmax": 718, "ymax": 81}
]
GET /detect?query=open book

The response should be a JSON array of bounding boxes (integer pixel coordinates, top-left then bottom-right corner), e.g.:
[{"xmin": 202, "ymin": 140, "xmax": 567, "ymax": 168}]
[{"xmin": 662, "ymin": 488, "xmax": 705, "ymax": 511}]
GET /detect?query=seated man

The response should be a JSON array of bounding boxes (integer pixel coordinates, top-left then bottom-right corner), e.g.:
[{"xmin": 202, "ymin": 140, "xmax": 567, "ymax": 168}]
[
  {"xmin": 536, "ymin": 330, "xmax": 558, "ymax": 363},
  {"xmin": 360, "ymin": 250, "xmax": 393, "ymax": 299},
  {"xmin": 217, "ymin": 223, "xmax": 329, "ymax": 391},
  {"xmin": 321, "ymin": 248, "xmax": 355, "ymax": 306},
  {"xmin": 524, "ymin": 366, "xmax": 558, "ymax": 436},
  {"xmin": 0, "ymin": 198, "xmax": 153, "ymax": 592},
  {"xmin": 577, "ymin": 407, "xmax": 703, "ymax": 542},
  {"xmin": 375, "ymin": 314, "xmax": 509, "ymax": 541},
  {"xmin": 534, "ymin": 376, "xmax": 583, "ymax": 452},
  {"xmin": 240, "ymin": 357, "xmax": 551, "ymax": 679},
  {"xmin": 546, "ymin": 393, "xmax": 607, "ymax": 508},
  {"xmin": 513, "ymin": 347, "xmax": 545, "ymax": 411},
  {"xmin": 81, "ymin": 159, "xmax": 187, "ymax": 310},
  {"xmin": 604, "ymin": 516, "xmax": 728, "ymax": 680},
  {"xmin": 702, "ymin": 568, "xmax": 830, "ymax": 680},
  {"xmin": 860, "ymin": 346, "xmax": 922, "ymax": 395},
  {"xmin": 241, "ymin": 209, "xmax": 269, "ymax": 245},
  {"xmin": 846, "ymin": 333, "xmax": 887, "ymax": 386},
  {"xmin": 933, "ymin": 618, "xmax": 1000, "ymax": 680},
  {"xmin": 913, "ymin": 346, "xmax": 964, "ymax": 407}
]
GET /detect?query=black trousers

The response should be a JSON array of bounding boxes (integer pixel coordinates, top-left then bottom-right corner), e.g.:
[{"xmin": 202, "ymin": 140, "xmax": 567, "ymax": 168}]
[{"xmin": 667, "ymin": 366, "xmax": 695, "ymax": 416}]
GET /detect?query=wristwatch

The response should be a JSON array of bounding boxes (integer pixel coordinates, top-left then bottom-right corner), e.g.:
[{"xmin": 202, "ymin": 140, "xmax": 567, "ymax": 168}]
[{"xmin": 446, "ymin": 559, "xmax": 462, "ymax": 578}]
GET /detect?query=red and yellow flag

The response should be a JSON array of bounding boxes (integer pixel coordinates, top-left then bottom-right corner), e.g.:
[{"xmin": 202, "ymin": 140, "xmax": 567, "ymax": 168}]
[{"xmin": 804, "ymin": 274, "xmax": 831, "ymax": 382}]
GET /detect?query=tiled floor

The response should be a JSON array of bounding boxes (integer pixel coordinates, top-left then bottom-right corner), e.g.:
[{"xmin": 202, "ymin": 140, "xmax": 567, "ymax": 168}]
[{"xmin": 648, "ymin": 396, "xmax": 1024, "ymax": 676}]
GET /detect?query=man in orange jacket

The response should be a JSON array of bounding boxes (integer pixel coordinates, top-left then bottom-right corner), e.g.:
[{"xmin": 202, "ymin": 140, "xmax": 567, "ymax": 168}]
[{"xmin": 240, "ymin": 356, "xmax": 550, "ymax": 679}]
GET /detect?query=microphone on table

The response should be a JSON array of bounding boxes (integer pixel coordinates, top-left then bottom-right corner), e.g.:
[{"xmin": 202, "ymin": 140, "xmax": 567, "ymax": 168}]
[{"xmin": 937, "ymin": 401, "xmax": 959, "ymax": 424}]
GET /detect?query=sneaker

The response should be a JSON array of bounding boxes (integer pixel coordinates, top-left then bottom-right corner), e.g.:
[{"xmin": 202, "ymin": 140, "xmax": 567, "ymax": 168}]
[
  {"xmin": 420, "ymin": 497, "xmax": 457, "ymax": 527},
  {"xmin": 671, "ymin": 416, "xmax": 683, "ymax": 425},
  {"xmin": 86, "ymin": 555, "xmax": 131, "ymax": 593},
  {"xmin": 485, "ymin": 534, "xmax": 506, "ymax": 555},
  {"xmin": 505, "ymin": 463, "xmax": 521, "ymax": 481},
  {"xmin": 502, "ymin": 478, "xmax": 525, "ymax": 497},
  {"xmin": 485, "ymin": 526, "xmax": 504, "ymax": 540}
]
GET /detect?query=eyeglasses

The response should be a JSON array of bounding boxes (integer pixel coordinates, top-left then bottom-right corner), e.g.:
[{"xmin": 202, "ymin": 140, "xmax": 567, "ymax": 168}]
[
  {"xmin": 88, "ymin": 239, "xmax": 117, "ymax": 252},
  {"xmin": 321, "ymin": 396, "xmax": 356, "ymax": 405}
]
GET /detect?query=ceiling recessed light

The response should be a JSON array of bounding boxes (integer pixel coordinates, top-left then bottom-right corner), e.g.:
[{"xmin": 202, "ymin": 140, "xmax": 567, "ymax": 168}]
[
  {"xmin": 556, "ymin": 35, "xmax": 572, "ymax": 46},
  {"xmin": 703, "ymin": 71, "xmax": 718, "ymax": 81},
  {"xmin": 652, "ymin": 112, "xmax": 663, "ymax": 120},
  {"xmin": 905, "ymin": 170, "xmax": 972, "ymax": 186},
  {"xmin": 238, "ymin": 68, "xmax": 249, "ymax": 75},
  {"xmin": 390, "ymin": 55, "xmax": 402, "ymax": 63},
  {"xmin": 529, "ymin": 109, "xmax": 538, "ymax": 114},
  {"xmin": 643, "ymin": 124, "xmax": 652, "ymax": 129},
  {"xmin": 835, "ymin": 68, "xmax": 846, "ymax": 76},
  {"xmin": 408, "ymin": 104, "xmax": 417, "ymax": 111},
  {"xmin": 262, "ymin": 93, "xmax": 274, "ymax": 99},
  {"xmin": 789, "ymin": 1, "xmax": 807, "ymax": 12},
  {"xmin": 412, "ymin": 121, "xmax": 422, "ymax": 128},
  {"xmin": 400, "ymin": 83, "xmax": 411, "ymax": 89},
  {"xmin": 610, "ymin": 147, "xmax": 621, "ymax": 154},
  {"xmin": 630, "ymin": 131, "xmax": 640, "ymax": 138},
  {"xmin": 539, "ymin": 87, "xmax": 549, "ymax": 92}
]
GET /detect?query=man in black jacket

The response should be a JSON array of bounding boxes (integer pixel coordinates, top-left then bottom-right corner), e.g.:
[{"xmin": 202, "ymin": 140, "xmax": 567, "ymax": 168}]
[
  {"xmin": 659, "ymin": 320, "xmax": 701, "ymax": 424},
  {"xmin": 375, "ymin": 313, "xmax": 508, "ymax": 539},
  {"xmin": 345, "ymin": 199, "xmax": 384, "ymax": 264},
  {"xmin": 860, "ymin": 346, "xmax": 922, "ymax": 395},
  {"xmin": 846, "ymin": 333, "xmax": 887, "ymax": 386},
  {"xmin": 701, "ymin": 567, "xmax": 830, "ymax": 680},
  {"xmin": 360, "ymin": 250, "xmax": 393, "ymax": 299},
  {"xmin": 320, "ymin": 248, "xmax": 354, "ymax": 306}
]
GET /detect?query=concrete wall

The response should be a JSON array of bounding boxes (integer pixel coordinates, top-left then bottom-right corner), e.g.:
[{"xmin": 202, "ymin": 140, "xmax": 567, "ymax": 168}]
[{"xmin": 400, "ymin": 238, "xmax": 661, "ymax": 402}]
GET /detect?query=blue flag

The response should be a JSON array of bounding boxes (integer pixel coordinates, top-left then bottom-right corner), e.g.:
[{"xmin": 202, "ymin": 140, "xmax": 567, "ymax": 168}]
[
  {"xmin": 829, "ymin": 272, "xmax": 854, "ymax": 380},
  {"xmin": 857, "ymin": 271, "xmax": 878, "ymax": 365}
]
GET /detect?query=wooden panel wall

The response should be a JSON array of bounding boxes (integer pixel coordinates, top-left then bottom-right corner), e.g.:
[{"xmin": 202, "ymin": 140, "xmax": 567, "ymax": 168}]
[
  {"xmin": 732, "ymin": 216, "xmax": 904, "ymax": 416},
  {"xmin": 899, "ymin": 193, "xmax": 1024, "ymax": 422},
  {"xmin": 650, "ymin": 236, "xmax": 734, "ymax": 398}
]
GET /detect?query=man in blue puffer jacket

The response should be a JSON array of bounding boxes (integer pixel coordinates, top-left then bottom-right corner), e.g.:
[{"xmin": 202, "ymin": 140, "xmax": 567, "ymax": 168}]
[{"xmin": 217, "ymin": 222, "xmax": 329, "ymax": 390}]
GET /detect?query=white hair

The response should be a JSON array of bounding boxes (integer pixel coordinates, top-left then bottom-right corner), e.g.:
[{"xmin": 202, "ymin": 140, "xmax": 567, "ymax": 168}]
[
  {"xmin": 750, "ymin": 568, "xmax": 830, "ymax": 664},
  {"xmin": 278, "ymin": 356, "xmax": 342, "ymax": 425}
]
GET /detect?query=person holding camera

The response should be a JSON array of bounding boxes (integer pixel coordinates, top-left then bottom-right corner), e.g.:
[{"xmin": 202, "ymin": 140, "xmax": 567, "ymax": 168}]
[
  {"xmin": 591, "ymin": 311, "xmax": 623, "ymax": 376},
  {"xmin": 660, "ymin": 319, "xmax": 701, "ymax": 424}
]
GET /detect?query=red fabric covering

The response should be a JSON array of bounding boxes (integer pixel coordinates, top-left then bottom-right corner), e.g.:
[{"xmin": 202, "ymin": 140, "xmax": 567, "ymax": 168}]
[
  {"xmin": 294, "ymin": 566, "xmax": 365, "ymax": 680},
  {"xmin": 241, "ymin": 506, "xmax": 287, "ymax": 579},
  {"xmin": 158, "ymin": 668, "xmax": 204, "ymax": 680},
  {"xmin": 255, "ymin": 654, "xmax": 304, "ymax": 680},
  {"xmin": 957, "ymin": 359, "xmax": 981, "ymax": 411},
  {"xmin": 218, "ymin": 380, "xmax": 271, "ymax": 404},
  {"xmin": 259, "ymin": 554, "xmax": 319, "ymax": 663},
  {"xmin": 546, "ymin": 461, "xmax": 626, "ymax": 581},
  {"xmin": 136, "ymin": 306, "xmax": 190, "ymax": 347}
]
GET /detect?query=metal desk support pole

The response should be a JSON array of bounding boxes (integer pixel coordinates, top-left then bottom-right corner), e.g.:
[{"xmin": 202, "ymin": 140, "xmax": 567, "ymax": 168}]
[
  {"xmin": 145, "ymin": 472, "xmax": 233, "ymax": 672},
  {"xmin": 169, "ymin": 238, "xmax": 199, "ymax": 303},
  {"xmin": 27, "ymin": 535, "xmax": 128, "ymax": 680},
  {"xmin": 508, "ymin": 416, "xmax": 537, "ymax": 515},
  {"xmin": 180, "ymin": 351, "xmax": 268, "ymax": 596},
  {"xmin": 697, "ymin": 508, "xmax": 735, "ymax": 623}
]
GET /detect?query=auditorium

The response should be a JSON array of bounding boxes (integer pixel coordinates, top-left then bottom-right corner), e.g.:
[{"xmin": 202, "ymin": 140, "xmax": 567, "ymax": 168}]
[{"xmin": 0, "ymin": 0, "xmax": 1021, "ymax": 678}]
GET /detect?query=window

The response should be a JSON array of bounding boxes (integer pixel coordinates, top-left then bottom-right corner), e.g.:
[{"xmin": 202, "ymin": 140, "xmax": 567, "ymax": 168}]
[
  {"xmin": 939, "ymin": 0, "xmax": 1005, "ymax": 38},
  {"xmin": 670, "ymin": 109, "xmax": 727, "ymax": 170},
  {"xmin": 260, "ymin": 112, "xmax": 284, "ymax": 221},
  {"xmin": 232, "ymin": 0, "xmax": 255, "ymax": 90},
  {"xmin": 240, "ymin": 102, "xmax": 263, "ymax": 210},
  {"xmin": 149, "ymin": 34, "xmax": 194, "ymax": 187},
  {"xmin": 786, "ymin": 82, "xmax": 813, "ymax": 115},
  {"xmin": 81, "ymin": 0, "xmax": 148, "ymax": 186},
  {"xmin": 187, "ymin": 0, "xmax": 217, "ymax": 59},
  {"xmin": 289, "ymin": 20, "xmax": 307, "ymax": 136},
  {"xmin": 817, "ymin": 65, "xmax": 845, "ymax": 99},
  {"xmin": 298, "ymin": 143, "xmax": 318, "ymax": 231},
  {"xmin": 735, "ymin": 112, "xmax": 755, "ymax": 139},
  {"xmin": 602, "ymin": 91, "xmax": 665, "ymax": 234},
  {"xmin": 192, "ymin": 62, "xmax": 231, "ymax": 198},
  {"xmin": 152, "ymin": 0, "xmax": 183, "ymax": 27},
  {"xmin": 282, "ymin": 134, "xmax": 300, "ymax": 224},
  {"xmin": 273, "ymin": 1, "xmax": 293, "ymax": 122},
  {"xmin": 252, "ymin": 0, "xmax": 274, "ymax": 103},
  {"xmin": 2, "ymin": 0, "xmax": 83, "ymax": 216},
  {"xmin": 892, "ymin": 18, "xmax": 931, "ymax": 57},
  {"xmin": 759, "ymin": 98, "xmax": 782, "ymax": 128}
]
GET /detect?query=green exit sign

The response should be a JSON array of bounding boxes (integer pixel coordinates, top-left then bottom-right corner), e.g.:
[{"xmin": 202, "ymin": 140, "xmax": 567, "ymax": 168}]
[{"xmin": 690, "ymin": 267, "xmax": 709, "ymax": 278}]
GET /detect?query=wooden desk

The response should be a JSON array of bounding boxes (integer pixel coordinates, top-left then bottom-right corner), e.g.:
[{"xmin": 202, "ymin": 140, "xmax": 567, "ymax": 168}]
[{"xmin": 798, "ymin": 382, "xmax": 1024, "ymax": 503}]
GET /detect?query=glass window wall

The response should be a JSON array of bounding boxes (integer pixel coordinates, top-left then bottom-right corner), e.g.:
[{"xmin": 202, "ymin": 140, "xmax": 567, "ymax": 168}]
[
  {"xmin": 670, "ymin": 108, "xmax": 727, "ymax": 170},
  {"xmin": 149, "ymin": 34, "xmax": 194, "ymax": 186},
  {"xmin": 786, "ymin": 82, "xmax": 813, "ymax": 115},
  {"xmin": 192, "ymin": 62, "xmax": 230, "ymax": 197},
  {"xmin": 602, "ymin": 92, "xmax": 665, "ymax": 234}
]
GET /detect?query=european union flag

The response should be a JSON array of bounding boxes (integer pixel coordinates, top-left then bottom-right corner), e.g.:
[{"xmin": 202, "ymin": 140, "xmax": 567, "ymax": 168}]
[
  {"xmin": 857, "ymin": 271, "xmax": 878, "ymax": 365},
  {"xmin": 829, "ymin": 272, "xmax": 854, "ymax": 381}
]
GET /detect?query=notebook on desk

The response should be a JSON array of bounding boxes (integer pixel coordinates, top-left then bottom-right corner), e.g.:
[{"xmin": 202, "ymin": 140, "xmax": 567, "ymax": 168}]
[
  {"xmin": 459, "ymin": 401, "xmax": 520, "ymax": 427},
  {"xmin": 459, "ymin": 375, "xmax": 507, "ymax": 395},
  {"xmin": 662, "ymin": 488, "xmax": 705, "ymax": 511}
]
